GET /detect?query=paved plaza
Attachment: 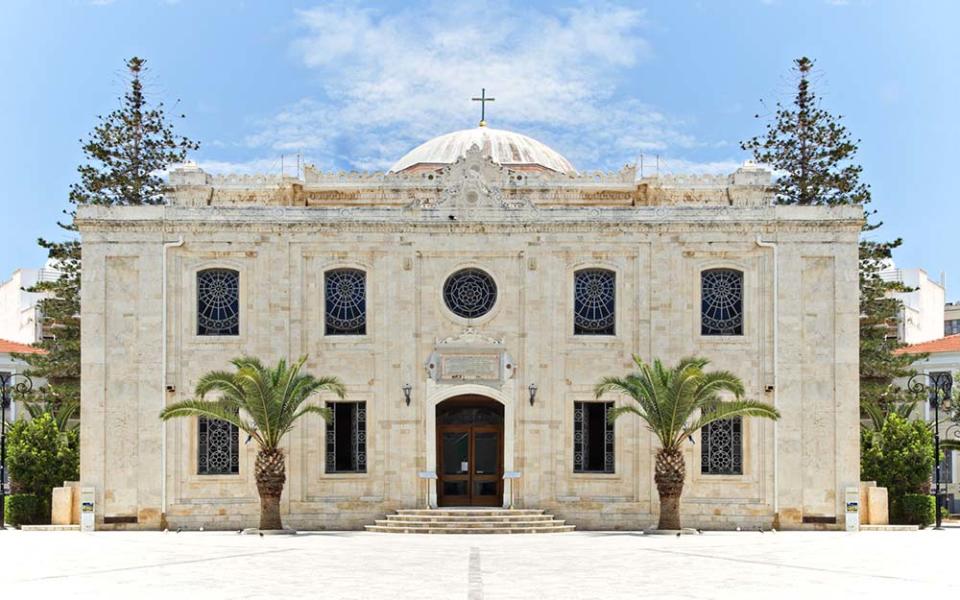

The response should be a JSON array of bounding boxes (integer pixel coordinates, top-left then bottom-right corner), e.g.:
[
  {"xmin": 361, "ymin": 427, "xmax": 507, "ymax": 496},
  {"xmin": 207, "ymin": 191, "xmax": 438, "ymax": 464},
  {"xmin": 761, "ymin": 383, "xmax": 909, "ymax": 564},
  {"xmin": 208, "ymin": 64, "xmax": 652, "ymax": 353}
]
[{"xmin": 1, "ymin": 528, "xmax": 957, "ymax": 599}]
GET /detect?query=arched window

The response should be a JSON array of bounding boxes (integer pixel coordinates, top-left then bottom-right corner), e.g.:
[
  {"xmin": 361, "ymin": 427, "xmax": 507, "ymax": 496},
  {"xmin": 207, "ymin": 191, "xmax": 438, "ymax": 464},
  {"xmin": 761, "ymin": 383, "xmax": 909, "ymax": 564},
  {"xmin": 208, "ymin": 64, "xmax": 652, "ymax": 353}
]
[
  {"xmin": 325, "ymin": 269, "xmax": 367, "ymax": 335},
  {"xmin": 701, "ymin": 269, "xmax": 743, "ymax": 336},
  {"xmin": 701, "ymin": 417, "xmax": 742, "ymax": 475},
  {"xmin": 198, "ymin": 416, "xmax": 239, "ymax": 475},
  {"xmin": 197, "ymin": 269, "xmax": 239, "ymax": 336},
  {"xmin": 443, "ymin": 268, "xmax": 497, "ymax": 319},
  {"xmin": 574, "ymin": 269, "xmax": 616, "ymax": 335}
]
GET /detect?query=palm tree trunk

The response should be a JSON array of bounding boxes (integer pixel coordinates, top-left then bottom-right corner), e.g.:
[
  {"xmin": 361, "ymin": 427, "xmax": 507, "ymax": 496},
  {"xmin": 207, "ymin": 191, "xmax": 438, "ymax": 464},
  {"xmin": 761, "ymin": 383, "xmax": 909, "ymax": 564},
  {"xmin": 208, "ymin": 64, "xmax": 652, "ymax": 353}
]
[
  {"xmin": 654, "ymin": 447, "xmax": 685, "ymax": 530},
  {"xmin": 255, "ymin": 447, "xmax": 286, "ymax": 530}
]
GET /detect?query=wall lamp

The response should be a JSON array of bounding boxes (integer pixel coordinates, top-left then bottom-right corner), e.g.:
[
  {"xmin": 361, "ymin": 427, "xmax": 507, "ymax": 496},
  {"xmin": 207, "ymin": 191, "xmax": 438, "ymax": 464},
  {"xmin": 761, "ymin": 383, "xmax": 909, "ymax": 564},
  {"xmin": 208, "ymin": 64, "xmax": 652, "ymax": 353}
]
[
  {"xmin": 402, "ymin": 383, "xmax": 412, "ymax": 406},
  {"xmin": 528, "ymin": 383, "xmax": 538, "ymax": 406}
]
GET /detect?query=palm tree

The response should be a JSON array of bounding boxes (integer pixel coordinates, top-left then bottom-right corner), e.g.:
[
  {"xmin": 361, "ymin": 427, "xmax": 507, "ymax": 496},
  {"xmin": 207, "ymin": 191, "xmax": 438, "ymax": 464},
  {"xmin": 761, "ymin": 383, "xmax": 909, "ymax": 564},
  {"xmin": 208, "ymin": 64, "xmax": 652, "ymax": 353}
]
[
  {"xmin": 595, "ymin": 355, "xmax": 779, "ymax": 531},
  {"xmin": 160, "ymin": 356, "xmax": 345, "ymax": 531}
]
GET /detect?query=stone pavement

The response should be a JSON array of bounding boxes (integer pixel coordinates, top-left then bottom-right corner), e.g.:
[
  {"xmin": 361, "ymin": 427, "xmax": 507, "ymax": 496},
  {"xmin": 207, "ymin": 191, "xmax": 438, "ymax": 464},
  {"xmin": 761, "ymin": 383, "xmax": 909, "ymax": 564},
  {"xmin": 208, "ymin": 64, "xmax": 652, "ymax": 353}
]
[{"xmin": 1, "ymin": 528, "xmax": 955, "ymax": 599}]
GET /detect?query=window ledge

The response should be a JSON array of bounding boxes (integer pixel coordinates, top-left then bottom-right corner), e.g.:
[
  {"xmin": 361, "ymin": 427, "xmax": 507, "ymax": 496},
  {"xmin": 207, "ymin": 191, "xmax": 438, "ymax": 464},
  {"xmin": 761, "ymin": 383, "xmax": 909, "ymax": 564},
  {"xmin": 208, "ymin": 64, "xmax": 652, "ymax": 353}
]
[
  {"xmin": 694, "ymin": 474, "xmax": 748, "ymax": 482},
  {"xmin": 571, "ymin": 472, "xmax": 620, "ymax": 480},
  {"xmin": 188, "ymin": 335, "xmax": 246, "ymax": 345},
  {"xmin": 565, "ymin": 336, "xmax": 624, "ymax": 347},
  {"xmin": 696, "ymin": 336, "xmax": 751, "ymax": 346},
  {"xmin": 320, "ymin": 472, "xmax": 369, "ymax": 479},
  {"xmin": 188, "ymin": 474, "xmax": 243, "ymax": 482}
]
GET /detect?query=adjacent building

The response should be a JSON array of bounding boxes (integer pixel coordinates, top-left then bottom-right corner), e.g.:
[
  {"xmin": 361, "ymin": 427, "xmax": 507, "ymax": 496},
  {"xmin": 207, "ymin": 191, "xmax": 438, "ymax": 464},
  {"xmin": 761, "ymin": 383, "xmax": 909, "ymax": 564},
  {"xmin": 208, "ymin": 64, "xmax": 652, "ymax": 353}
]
[
  {"xmin": 0, "ymin": 262, "xmax": 57, "ymax": 419},
  {"xmin": 77, "ymin": 124, "xmax": 862, "ymax": 531},
  {"xmin": 880, "ymin": 265, "xmax": 945, "ymax": 345},
  {"xmin": 944, "ymin": 302, "xmax": 960, "ymax": 336},
  {"xmin": 895, "ymin": 335, "xmax": 960, "ymax": 513},
  {"xmin": 0, "ymin": 262, "xmax": 59, "ymax": 345}
]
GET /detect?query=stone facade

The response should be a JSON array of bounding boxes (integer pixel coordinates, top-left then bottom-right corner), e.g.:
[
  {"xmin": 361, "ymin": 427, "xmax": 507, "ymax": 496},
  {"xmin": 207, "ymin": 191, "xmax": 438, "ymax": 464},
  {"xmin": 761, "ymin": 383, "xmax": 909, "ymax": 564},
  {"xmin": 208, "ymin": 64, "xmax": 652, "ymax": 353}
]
[{"xmin": 77, "ymin": 139, "xmax": 861, "ymax": 531}]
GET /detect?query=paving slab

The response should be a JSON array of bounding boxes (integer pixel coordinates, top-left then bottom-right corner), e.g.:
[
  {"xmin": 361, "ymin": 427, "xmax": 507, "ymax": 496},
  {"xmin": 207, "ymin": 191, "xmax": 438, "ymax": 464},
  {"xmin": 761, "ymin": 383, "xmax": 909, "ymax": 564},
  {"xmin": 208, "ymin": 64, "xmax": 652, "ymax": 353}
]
[{"xmin": 1, "ymin": 528, "xmax": 957, "ymax": 599}]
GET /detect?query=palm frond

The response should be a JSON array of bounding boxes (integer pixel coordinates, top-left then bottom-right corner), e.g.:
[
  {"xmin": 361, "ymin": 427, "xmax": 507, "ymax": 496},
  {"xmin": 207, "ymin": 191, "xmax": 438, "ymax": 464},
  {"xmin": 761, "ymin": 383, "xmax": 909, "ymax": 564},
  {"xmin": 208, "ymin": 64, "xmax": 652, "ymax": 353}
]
[
  {"xmin": 596, "ymin": 355, "xmax": 778, "ymax": 449},
  {"xmin": 289, "ymin": 404, "xmax": 333, "ymax": 425},
  {"xmin": 683, "ymin": 400, "xmax": 780, "ymax": 442},
  {"xmin": 159, "ymin": 398, "xmax": 258, "ymax": 440},
  {"xmin": 163, "ymin": 356, "xmax": 344, "ymax": 451}
]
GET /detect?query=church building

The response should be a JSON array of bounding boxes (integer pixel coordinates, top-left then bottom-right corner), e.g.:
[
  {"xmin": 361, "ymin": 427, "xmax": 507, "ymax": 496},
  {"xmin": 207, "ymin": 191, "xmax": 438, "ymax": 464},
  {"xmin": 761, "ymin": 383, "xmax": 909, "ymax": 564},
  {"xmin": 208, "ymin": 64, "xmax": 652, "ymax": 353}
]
[{"xmin": 77, "ymin": 116, "xmax": 861, "ymax": 531}]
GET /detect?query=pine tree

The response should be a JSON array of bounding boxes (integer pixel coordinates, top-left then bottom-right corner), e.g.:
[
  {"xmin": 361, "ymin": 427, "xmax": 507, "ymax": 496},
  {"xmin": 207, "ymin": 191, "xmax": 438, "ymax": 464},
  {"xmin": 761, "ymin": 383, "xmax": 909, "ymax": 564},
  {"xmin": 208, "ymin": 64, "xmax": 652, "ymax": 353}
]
[
  {"xmin": 13, "ymin": 57, "xmax": 198, "ymax": 421},
  {"xmin": 742, "ymin": 57, "xmax": 917, "ymax": 410}
]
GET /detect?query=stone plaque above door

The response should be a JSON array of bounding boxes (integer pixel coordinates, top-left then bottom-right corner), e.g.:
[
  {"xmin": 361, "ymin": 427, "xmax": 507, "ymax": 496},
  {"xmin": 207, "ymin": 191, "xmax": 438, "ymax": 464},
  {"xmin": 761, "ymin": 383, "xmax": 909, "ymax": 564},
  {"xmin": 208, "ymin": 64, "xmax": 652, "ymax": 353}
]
[{"xmin": 426, "ymin": 328, "xmax": 516, "ymax": 387}]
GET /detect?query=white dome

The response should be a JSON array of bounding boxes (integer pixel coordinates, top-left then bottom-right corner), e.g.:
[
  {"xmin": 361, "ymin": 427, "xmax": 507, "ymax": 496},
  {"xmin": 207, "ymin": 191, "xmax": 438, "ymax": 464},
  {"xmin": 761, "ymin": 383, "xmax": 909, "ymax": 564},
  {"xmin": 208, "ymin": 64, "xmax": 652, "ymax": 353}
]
[{"xmin": 389, "ymin": 126, "xmax": 576, "ymax": 174}]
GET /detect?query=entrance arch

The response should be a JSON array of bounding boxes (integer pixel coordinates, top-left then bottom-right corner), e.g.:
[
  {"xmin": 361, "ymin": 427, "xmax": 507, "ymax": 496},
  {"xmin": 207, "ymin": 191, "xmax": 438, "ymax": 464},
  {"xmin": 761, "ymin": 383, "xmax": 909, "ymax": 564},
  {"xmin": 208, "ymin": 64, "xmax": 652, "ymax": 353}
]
[
  {"xmin": 436, "ymin": 396, "xmax": 504, "ymax": 506},
  {"xmin": 424, "ymin": 384, "xmax": 515, "ymax": 508}
]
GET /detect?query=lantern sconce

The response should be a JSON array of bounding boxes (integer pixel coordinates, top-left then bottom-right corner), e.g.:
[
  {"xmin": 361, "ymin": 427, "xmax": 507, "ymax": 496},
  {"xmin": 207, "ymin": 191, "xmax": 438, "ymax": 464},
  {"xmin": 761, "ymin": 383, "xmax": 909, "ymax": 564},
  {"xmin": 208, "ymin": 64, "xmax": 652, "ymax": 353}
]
[
  {"xmin": 528, "ymin": 383, "xmax": 538, "ymax": 406},
  {"xmin": 402, "ymin": 383, "xmax": 412, "ymax": 406}
]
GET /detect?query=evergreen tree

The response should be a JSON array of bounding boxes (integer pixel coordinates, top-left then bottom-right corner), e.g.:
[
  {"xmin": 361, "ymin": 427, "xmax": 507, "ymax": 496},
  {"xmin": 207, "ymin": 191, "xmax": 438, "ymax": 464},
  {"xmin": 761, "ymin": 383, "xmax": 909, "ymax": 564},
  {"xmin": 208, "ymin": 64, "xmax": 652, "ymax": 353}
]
[
  {"xmin": 742, "ymin": 57, "xmax": 917, "ymax": 409},
  {"xmin": 13, "ymin": 57, "xmax": 198, "ymax": 419}
]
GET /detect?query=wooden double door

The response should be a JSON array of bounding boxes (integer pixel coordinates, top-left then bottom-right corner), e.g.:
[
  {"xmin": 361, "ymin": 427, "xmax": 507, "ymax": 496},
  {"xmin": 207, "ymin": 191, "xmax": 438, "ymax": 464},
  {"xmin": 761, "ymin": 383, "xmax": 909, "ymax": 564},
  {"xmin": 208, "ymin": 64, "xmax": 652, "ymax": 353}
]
[{"xmin": 436, "ymin": 398, "xmax": 504, "ymax": 507}]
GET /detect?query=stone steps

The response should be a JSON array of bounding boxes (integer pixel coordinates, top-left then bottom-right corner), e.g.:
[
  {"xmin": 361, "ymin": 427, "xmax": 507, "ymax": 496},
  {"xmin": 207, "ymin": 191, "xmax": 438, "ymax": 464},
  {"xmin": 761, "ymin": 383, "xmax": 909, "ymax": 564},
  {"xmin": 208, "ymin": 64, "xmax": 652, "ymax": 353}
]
[
  {"xmin": 366, "ymin": 508, "xmax": 575, "ymax": 534},
  {"xmin": 374, "ymin": 519, "xmax": 563, "ymax": 528},
  {"xmin": 396, "ymin": 509, "xmax": 546, "ymax": 516},
  {"xmin": 365, "ymin": 525, "xmax": 576, "ymax": 534},
  {"xmin": 386, "ymin": 514, "xmax": 556, "ymax": 523}
]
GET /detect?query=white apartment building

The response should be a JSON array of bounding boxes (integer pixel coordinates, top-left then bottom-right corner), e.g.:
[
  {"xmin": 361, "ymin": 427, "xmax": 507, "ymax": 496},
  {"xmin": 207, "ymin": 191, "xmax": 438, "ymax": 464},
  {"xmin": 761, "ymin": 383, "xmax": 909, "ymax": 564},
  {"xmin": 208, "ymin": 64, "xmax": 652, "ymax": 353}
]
[
  {"xmin": 880, "ymin": 265, "xmax": 945, "ymax": 345},
  {"xmin": 0, "ymin": 260, "xmax": 60, "ymax": 345}
]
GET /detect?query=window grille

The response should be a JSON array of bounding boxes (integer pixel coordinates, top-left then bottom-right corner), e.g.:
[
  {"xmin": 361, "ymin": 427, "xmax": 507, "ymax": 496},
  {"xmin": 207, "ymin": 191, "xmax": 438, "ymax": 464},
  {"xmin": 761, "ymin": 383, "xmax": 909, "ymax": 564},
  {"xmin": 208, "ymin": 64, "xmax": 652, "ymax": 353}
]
[
  {"xmin": 574, "ymin": 269, "xmax": 616, "ymax": 335},
  {"xmin": 928, "ymin": 372, "xmax": 952, "ymax": 407},
  {"xmin": 443, "ymin": 269, "xmax": 497, "ymax": 319},
  {"xmin": 940, "ymin": 450, "xmax": 954, "ymax": 485},
  {"xmin": 701, "ymin": 417, "xmax": 743, "ymax": 475},
  {"xmin": 198, "ymin": 417, "xmax": 239, "ymax": 475},
  {"xmin": 325, "ymin": 269, "xmax": 367, "ymax": 335},
  {"xmin": 326, "ymin": 402, "xmax": 367, "ymax": 473},
  {"xmin": 701, "ymin": 269, "xmax": 743, "ymax": 336},
  {"xmin": 197, "ymin": 269, "xmax": 240, "ymax": 336},
  {"xmin": 573, "ymin": 401, "xmax": 614, "ymax": 473}
]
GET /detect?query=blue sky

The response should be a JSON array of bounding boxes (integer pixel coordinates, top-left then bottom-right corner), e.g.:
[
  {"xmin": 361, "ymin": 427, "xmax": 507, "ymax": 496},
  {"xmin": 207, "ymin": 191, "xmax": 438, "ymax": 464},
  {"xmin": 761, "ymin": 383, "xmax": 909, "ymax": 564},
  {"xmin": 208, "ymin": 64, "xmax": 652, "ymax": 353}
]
[{"xmin": 1, "ymin": 1, "xmax": 957, "ymax": 294}]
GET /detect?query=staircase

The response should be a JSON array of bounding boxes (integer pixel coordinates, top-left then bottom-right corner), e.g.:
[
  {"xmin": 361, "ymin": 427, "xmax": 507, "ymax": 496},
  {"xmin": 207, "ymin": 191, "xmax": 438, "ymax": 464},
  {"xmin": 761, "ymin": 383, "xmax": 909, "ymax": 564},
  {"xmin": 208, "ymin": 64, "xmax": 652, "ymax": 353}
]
[{"xmin": 365, "ymin": 508, "xmax": 575, "ymax": 534}]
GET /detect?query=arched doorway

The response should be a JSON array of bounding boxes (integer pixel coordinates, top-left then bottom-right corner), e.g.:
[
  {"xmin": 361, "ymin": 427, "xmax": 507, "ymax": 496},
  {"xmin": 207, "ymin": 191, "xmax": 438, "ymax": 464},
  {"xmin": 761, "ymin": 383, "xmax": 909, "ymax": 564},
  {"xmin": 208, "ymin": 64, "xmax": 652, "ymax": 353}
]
[{"xmin": 436, "ymin": 396, "xmax": 504, "ymax": 507}]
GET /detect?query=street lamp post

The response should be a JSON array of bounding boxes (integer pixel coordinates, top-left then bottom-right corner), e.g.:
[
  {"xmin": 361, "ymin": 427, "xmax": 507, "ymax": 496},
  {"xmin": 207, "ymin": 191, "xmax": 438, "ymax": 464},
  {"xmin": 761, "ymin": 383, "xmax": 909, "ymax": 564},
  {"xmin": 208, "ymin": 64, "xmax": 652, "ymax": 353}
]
[
  {"xmin": 0, "ymin": 372, "xmax": 33, "ymax": 529},
  {"xmin": 908, "ymin": 372, "xmax": 952, "ymax": 530}
]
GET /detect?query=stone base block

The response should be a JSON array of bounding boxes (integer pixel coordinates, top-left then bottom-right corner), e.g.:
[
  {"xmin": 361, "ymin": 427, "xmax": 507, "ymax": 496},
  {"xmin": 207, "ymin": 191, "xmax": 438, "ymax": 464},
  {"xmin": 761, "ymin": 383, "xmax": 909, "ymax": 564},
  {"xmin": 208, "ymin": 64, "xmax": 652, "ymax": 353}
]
[
  {"xmin": 866, "ymin": 487, "xmax": 888, "ymax": 525},
  {"xmin": 51, "ymin": 487, "xmax": 75, "ymax": 526}
]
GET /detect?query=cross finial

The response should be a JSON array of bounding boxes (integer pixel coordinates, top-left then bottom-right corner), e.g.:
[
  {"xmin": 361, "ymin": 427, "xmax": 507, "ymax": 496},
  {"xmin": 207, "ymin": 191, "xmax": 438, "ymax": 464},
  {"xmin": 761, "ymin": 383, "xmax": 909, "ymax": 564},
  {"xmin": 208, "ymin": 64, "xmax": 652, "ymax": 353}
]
[{"xmin": 471, "ymin": 88, "xmax": 495, "ymax": 127}]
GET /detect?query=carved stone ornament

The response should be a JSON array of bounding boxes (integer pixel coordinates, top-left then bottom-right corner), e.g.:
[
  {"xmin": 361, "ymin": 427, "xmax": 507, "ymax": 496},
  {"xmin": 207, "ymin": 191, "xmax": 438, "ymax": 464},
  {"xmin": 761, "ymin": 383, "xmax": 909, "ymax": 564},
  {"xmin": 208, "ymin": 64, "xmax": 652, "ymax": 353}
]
[
  {"xmin": 407, "ymin": 145, "xmax": 534, "ymax": 211},
  {"xmin": 425, "ymin": 327, "xmax": 516, "ymax": 386}
]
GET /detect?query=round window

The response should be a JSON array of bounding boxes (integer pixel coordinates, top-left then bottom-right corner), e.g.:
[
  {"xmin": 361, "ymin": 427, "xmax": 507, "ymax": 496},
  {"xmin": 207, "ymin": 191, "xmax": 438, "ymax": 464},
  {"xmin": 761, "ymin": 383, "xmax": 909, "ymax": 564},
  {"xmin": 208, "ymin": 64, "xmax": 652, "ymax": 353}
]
[{"xmin": 443, "ymin": 268, "xmax": 497, "ymax": 319}]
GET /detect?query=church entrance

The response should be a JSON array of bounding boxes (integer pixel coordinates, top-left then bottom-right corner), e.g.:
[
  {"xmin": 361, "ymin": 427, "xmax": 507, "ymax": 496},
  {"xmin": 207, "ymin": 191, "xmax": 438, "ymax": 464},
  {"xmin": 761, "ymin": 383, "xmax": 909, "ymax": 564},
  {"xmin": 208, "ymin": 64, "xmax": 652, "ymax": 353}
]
[{"xmin": 436, "ymin": 396, "xmax": 504, "ymax": 507}]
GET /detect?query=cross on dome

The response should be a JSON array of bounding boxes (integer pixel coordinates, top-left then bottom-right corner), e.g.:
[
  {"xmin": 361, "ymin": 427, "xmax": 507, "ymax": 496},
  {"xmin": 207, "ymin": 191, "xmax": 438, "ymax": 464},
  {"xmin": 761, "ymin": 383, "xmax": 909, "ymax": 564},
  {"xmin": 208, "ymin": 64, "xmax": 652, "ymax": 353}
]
[{"xmin": 471, "ymin": 88, "xmax": 495, "ymax": 127}]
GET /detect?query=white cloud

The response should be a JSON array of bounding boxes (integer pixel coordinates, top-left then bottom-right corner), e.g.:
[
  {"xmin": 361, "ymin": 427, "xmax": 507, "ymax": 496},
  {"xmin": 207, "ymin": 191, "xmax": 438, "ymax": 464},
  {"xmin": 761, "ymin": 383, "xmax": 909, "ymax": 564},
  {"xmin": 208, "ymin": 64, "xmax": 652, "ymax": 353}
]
[
  {"xmin": 646, "ymin": 157, "xmax": 743, "ymax": 176},
  {"xmin": 194, "ymin": 157, "xmax": 307, "ymax": 177},
  {"xmin": 244, "ymin": 2, "xmax": 714, "ymax": 173}
]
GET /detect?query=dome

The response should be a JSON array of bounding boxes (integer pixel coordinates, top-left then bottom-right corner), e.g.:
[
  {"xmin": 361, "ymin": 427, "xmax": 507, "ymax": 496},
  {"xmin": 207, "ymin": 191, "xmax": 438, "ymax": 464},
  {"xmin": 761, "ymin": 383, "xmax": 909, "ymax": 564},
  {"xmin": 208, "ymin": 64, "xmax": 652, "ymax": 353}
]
[{"xmin": 389, "ymin": 126, "xmax": 576, "ymax": 175}]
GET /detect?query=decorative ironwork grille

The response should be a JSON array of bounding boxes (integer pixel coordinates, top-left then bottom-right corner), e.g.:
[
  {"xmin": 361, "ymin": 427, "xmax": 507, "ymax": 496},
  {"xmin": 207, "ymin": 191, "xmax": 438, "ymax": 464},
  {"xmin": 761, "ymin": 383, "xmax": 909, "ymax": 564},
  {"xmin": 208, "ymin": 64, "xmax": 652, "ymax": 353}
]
[
  {"xmin": 574, "ymin": 269, "xmax": 616, "ymax": 335},
  {"xmin": 573, "ymin": 401, "xmax": 615, "ymax": 473},
  {"xmin": 325, "ymin": 269, "xmax": 367, "ymax": 335},
  {"xmin": 443, "ymin": 268, "xmax": 497, "ymax": 319},
  {"xmin": 701, "ymin": 269, "xmax": 743, "ymax": 336},
  {"xmin": 940, "ymin": 451, "xmax": 954, "ymax": 485},
  {"xmin": 326, "ymin": 402, "xmax": 367, "ymax": 473},
  {"xmin": 197, "ymin": 269, "xmax": 240, "ymax": 336},
  {"xmin": 928, "ymin": 371, "xmax": 952, "ymax": 407},
  {"xmin": 198, "ymin": 417, "xmax": 239, "ymax": 475},
  {"xmin": 701, "ymin": 417, "xmax": 742, "ymax": 475}
]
